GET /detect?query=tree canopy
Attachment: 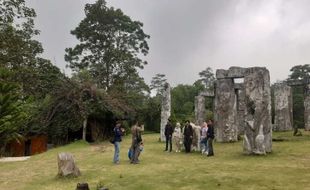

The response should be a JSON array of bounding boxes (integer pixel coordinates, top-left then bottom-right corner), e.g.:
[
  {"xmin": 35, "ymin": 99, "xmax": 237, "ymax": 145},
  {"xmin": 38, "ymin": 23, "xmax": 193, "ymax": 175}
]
[{"xmin": 65, "ymin": 0, "xmax": 150, "ymax": 91}]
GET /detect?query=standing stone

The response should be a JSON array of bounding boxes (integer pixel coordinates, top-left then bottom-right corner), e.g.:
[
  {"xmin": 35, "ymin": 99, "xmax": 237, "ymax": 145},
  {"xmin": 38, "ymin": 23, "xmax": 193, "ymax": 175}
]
[
  {"xmin": 57, "ymin": 152, "xmax": 81, "ymax": 177},
  {"xmin": 236, "ymin": 88, "xmax": 245, "ymax": 135},
  {"xmin": 160, "ymin": 83, "xmax": 171, "ymax": 141},
  {"xmin": 274, "ymin": 84, "xmax": 293, "ymax": 131},
  {"xmin": 243, "ymin": 67, "xmax": 272, "ymax": 155},
  {"xmin": 214, "ymin": 79, "xmax": 238, "ymax": 142},
  {"xmin": 304, "ymin": 84, "xmax": 310, "ymax": 131},
  {"xmin": 195, "ymin": 95, "xmax": 205, "ymax": 126}
]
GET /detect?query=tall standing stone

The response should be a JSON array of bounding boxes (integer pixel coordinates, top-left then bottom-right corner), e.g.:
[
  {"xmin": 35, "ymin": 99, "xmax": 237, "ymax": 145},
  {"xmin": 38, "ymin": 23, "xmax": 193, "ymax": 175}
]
[
  {"xmin": 236, "ymin": 88, "xmax": 245, "ymax": 135},
  {"xmin": 274, "ymin": 84, "xmax": 293, "ymax": 131},
  {"xmin": 214, "ymin": 79, "xmax": 238, "ymax": 142},
  {"xmin": 243, "ymin": 67, "xmax": 272, "ymax": 155},
  {"xmin": 160, "ymin": 83, "xmax": 171, "ymax": 141},
  {"xmin": 195, "ymin": 95, "xmax": 205, "ymax": 126},
  {"xmin": 304, "ymin": 84, "xmax": 310, "ymax": 131}
]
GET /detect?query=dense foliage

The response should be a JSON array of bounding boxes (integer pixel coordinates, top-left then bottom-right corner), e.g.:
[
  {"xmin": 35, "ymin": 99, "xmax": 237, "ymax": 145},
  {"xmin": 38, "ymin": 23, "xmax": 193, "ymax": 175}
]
[{"xmin": 287, "ymin": 64, "xmax": 310, "ymax": 128}]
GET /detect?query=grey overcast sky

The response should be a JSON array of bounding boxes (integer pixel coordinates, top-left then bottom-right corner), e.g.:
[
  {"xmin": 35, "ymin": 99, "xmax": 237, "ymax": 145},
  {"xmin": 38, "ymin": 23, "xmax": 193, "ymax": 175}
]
[{"xmin": 26, "ymin": 0, "xmax": 310, "ymax": 86}]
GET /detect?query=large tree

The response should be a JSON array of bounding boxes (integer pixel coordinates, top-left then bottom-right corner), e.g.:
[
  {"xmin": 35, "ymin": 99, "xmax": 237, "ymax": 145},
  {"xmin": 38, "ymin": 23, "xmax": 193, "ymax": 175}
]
[
  {"xmin": 65, "ymin": 0, "xmax": 150, "ymax": 91},
  {"xmin": 197, "ymin": 67, "xmax": 215, "ymax": 90},
  {"xmin": 150, "ymin": 73, "xmax": 167, "ymax": 96},
  {"xmin": 0, "ymin": 0, "xmax": 55, "ymax": 98},
  {"xmin": 0, "ymin": 68, "xmax": 26, "ymax": 155},
  {"xmin": 287, "ymin": 64, "xmax": 310, "ymax": 128},
  {"xmin": 289, "ymin": 64, "xmax": 310, "ymax": 80}
]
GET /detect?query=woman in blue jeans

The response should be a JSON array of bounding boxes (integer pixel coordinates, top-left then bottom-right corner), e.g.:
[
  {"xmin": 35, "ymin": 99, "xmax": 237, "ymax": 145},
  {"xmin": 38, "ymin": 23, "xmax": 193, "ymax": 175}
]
[
  {"xmin": 200, "ymin": 122, "xmax": 208, "ymax": 155},
  {"xmin": 113, "ymin": 122, "xmax": 125, "ymax": 164}
]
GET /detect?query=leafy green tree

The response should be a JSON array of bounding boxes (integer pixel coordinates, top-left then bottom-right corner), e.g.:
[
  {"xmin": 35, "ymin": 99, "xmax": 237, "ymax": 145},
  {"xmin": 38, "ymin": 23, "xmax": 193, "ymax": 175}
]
[
  {"xmin": 171, "ymin": 83, "xmax": 205, "ymax": 122},
  {"xmin": 197, "ymin": 67, "xmax": 215, "ymax": 90},
  {"xmin": 65, "ymin": 0, "xmax": 150, "ymax": 91},
  {"xmin": 0, "ymin": 0, "xmax": 54, "ymax": 98},
  {"xmin": 0, "ymin": 68, "xmax": 26, "ymax": 155},
  {"xmin": 289, "ymin": 65, "xmax": 310, "ymax": 80},
  {"xmin": 141, "ymin": 96, "xmax": 161, "ymax": 132},
  {"xmin": 150, "ymin": 74, "xmax": 167, "ymax": 95},
  {"xmin": 287, "ymin": 64, "xmax": 310, "ymax": 128}
]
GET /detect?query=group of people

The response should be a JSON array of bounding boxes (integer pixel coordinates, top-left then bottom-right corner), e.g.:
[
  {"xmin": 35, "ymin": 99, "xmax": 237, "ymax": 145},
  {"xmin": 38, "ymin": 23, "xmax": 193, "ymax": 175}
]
[
  {"xmin": 112, "ymin": 121, "xmax": 144, "ymax": 165},
  {"xmin": 164, "ymin": 119, "xmax": 214, "ymax": 156},
  {"xmin": 112, "ymin": 119, "xmax": 214, "ymax": 165}
]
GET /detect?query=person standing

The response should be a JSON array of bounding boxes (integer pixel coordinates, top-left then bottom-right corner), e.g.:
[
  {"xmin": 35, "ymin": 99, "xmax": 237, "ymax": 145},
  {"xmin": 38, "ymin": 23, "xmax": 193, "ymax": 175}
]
[
  {"xmin": 207, "ymin": 120, "xmax": 214, "ymax": 156},
  {"xmin": 200, "ymin": 122, "xmax": 208, "ymax": 155},
  {"xmin": 173, "ymin": 122, "xmax": 182, "ymax": 152},
  {"xmin": 113, "ymin": 122, "xmax": 125, "ymax": 164},
  {"xmin": 183, "ymin": 120, "xmax": 193, "ymax": 153},
  {"xmin": 130, "ymin": 122, "xmax": 144, "ymax": 164},
  {"xmin": 164, "ymin": 119, "xmax": 173, "ymax": 152}
]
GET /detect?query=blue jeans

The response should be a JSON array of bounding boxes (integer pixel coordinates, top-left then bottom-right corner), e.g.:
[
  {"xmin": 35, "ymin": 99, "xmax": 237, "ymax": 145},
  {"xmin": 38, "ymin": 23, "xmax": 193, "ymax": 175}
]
[
  {"xmin": 113, "ymin": 141, "xmax": 120, "ymax": 163},
  {"xmin": 200, "ymin": 138, "xmax": 208, "ymax": 153}
]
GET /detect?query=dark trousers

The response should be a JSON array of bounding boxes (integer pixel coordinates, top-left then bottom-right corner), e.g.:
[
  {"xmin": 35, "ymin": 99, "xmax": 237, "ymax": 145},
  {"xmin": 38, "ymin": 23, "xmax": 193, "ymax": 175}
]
[
  {"xmin": 184, "ymin": 137, "xmax": 192, "ymax": 153},
  {"xmin": 207, "ymin": 138, "xmax": 214, "ymax": 156},
  {"xmin": 131, "ymin": 142, "xmax": 140, "ymax": 163},
  {"xmin": 165, "ymin": 135, "xmax": 172, "ymax": 151}
]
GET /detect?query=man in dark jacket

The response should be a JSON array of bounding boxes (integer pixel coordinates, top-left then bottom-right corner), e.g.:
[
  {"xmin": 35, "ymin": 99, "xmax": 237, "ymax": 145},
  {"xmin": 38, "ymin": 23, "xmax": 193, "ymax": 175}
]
[
  {"xmin": 183, "ymin": 120, "xmax": 193, "ymax": 153},
  {"xmin": 164, "ymin": 119, "xmax": 173, "ymax": 152},
  {"xmin": 207, "ymin": 120, "xmax": 214, "ymax": 156},
  {"xmin": 113, "ymin": 122, "xmax": 125, "ymax": 164}
]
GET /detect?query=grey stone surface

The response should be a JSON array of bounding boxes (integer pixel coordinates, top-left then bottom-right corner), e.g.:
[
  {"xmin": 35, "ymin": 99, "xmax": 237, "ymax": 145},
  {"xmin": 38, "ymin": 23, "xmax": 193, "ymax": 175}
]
[
  {"xmin": 274, "ymin": 84, "xmax": 293, "ymax": 131},
  {"xmin": 304, "ymin": 84, "xmax": 310, "ymax": 131},
  {"xmin": 214, "ymin": 79, "xmax": 238, "ymax": 142},
  {"xmin": 199, "ymin": 89, "xmax": 215, "ymax": 97},
  {"xmin": 216, "ymin": 67, "xmax": 246, "ymax": 79},
  {"xmin": 234, "ymin": 83, "xmax": 244, "ymax": 90},
  {"xmin": 195, "ymin": 95, "xmax": 205, "ymax": 126},
  {"xmin": 57, "ymin": 152, "xmax": 81, "ymax": 177},
  {"xmin": 160, "ymin": 83, "xmax": 171, "ymax": 141},
  {"xmin": 243, "ymin": 67, "xmax": 272, "ymax": 155},
  {"xmin": 216, "ymin": 69, "xmax": 228, "ymax": 79},
  {"xmin": 236, "ymin": 88, "xmax": 245, "ymax": 135},
  {"xmin": 227, "ymin": 67, "xmax": 246, "ymax": 78}
]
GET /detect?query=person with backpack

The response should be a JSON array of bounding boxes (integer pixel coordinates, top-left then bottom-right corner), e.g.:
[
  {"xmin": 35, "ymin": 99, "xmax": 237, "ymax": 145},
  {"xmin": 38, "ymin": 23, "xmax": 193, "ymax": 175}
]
[
  {"xmin": 112, "ymin": 121, "xmax": 125, "ymax": 164},
  {"xmin": 130, "ymin": 121, "xmax": 144, "ymax": 164}
]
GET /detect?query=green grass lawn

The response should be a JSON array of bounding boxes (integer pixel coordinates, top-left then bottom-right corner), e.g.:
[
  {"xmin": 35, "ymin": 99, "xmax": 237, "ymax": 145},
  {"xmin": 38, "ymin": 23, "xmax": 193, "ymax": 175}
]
[{"xmin": 1, "ymin": 131, "xmax": 310, "ymax": 190}]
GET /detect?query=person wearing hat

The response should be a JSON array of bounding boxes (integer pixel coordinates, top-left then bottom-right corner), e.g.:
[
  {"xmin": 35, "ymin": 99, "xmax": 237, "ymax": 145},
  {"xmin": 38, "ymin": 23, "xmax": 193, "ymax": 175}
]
[
  {"xmin": 164, "ymin": 118, "xmax": 174, "ymax": 152},
  {"xmin": 183, "ymin": 120, "xmax": 193, "ymax": 153}
]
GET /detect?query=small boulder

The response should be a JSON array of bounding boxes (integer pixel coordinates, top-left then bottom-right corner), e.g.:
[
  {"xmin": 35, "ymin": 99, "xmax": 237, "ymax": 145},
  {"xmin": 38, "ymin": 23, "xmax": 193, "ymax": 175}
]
[{"xmin": 57, "ymin": 152, "xmax": 81, "ymax": 177}]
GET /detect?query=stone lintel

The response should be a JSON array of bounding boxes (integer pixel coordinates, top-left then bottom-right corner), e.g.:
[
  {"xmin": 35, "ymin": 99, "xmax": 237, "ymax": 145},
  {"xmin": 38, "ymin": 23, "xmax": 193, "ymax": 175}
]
[{"xmin": 199, "ymin": 90, "xmax": 215, "ymax": 97}]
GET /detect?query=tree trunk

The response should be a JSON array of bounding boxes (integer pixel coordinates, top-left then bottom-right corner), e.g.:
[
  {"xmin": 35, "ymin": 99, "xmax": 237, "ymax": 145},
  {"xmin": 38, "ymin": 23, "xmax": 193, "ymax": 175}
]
[{"xmin": 82, "ymin": 118, "xmax": 87, "ymax": 141}]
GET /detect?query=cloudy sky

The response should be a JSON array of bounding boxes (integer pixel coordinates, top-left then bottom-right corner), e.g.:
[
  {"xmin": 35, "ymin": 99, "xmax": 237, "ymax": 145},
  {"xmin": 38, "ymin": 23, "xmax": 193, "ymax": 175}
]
[{"xmin": 26, "ymin": 0, "xmax": 310, "ymax": 86}]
